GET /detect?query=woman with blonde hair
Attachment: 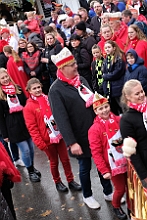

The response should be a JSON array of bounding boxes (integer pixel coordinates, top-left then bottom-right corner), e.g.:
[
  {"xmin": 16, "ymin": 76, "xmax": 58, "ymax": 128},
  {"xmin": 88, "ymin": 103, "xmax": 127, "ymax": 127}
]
[
  {"xmin": 0, "ymin": 68, "xmax": 41, "ymax": 182},
  {"xmin": 125, "ymin": 24, "xmax": 147, "ymax": 68},
  {"xmin": 3, "ymin": 45, "xmax": 29, "ymax": 97},
  {"xmin": 18, "ymin": 38, "xmax": 27, "ymax": 58},
  {"xmin": 41, "ymin": 32, "xmax": 62, "ymax": 92}
]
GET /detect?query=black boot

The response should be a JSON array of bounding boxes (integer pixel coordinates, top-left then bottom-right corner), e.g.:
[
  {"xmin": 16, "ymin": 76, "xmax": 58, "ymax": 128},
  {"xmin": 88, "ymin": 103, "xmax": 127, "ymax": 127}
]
[
  {"xmin": 68, "ymin": 180, "xmax": 82, "ymax": 191},
  {"xmin": 27, "ymin": 166, "xmax": 40, "ymax": 182},
  {"xmin": 33, "ymin": 167, "xmax": 41, "ymax": 177},
  {"xmin": 113, "ymin": 207, "xmax": 127, "ymax": 220},
  {"xmin": 56, "ymin": 182, "xmax": 68, "ymax": 192}
]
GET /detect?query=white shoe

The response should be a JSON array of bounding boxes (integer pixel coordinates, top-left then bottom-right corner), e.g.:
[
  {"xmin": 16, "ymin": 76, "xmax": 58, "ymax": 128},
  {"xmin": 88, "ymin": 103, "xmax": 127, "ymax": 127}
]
[
  {"xmin": 104, "ymin": 192, "xmax": 113, "ymax": 201},
  {"xmin": 104, "ymin": 193, "xmax": 125, "ymax": 204},
  {"xmin": 83, "ymin": 196, "xmax": 100, "ymax": 209},
  {"xmin": 14, "ymin": 159, "xmax": 25, "ymax": 167}
]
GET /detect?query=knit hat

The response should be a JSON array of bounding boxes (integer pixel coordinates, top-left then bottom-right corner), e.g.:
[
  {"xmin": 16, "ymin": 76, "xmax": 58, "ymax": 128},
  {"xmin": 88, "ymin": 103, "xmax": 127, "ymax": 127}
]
[
  {"xmin": 0, "ymin": 28, "xmax": 10, "ymax": 35},
  {"xmin": 76, "ymin": 21, "xmax": 86, "ymax": 32},
  {"xmin": 51, "ymin": 47, "xmax": 75, "ymax": 68},
  {"xmin": 0, "ymin": 40, "xmax": 8, "ymax": 52},
  {"xmin": 21, "ymin": 27, "xmax": 31, "ymax": 34},
  {"xmin": 93, "ymin": 92, "xmax": 108, "ymax": 110}
]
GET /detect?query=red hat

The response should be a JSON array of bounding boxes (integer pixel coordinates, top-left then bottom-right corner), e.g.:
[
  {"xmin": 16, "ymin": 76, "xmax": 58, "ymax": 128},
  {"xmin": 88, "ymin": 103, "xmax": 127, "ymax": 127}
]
[
  {"xmin": 0, "ymin": 40, "xmax": 8, "ymax": 52},
  {"xmin": 93, "ymin": 92, "xmax": 108, "ymax": 110},
  {"xmin": 0, "ymin": 28, "xmax": 10, "ymax": 35}
]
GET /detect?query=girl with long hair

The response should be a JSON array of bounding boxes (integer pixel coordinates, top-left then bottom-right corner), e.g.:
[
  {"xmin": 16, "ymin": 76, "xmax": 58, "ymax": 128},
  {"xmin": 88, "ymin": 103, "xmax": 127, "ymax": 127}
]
[
  {"xmin": 102, "ymin": 40, "xmax": 125, "ymax": 115},
  {"xmin": 125, "ymin": 24, "xmax": 147, "ymax": 68},
  {"xmin": 3, "ymin": 45, "xmax": 29, "ymax": 97},
  {"xmin": 0, "ymin": 68, "xmax": 41, "ymax": 183}
]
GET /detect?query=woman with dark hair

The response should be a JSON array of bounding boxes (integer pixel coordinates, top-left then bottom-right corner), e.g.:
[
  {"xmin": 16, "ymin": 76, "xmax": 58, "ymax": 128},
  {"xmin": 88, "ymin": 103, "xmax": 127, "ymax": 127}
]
[
  {"xmin": 22, "ymin": 41, "xmax": 43, "ymax": 81},
  {"xmin": 70, "ymin": 33, "xmax": 93, "ymax": 89}
]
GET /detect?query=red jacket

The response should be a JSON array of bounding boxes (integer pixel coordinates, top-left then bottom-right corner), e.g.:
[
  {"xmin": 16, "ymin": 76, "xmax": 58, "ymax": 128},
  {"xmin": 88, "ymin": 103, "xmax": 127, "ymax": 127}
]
[
  {"xmin": 24, "ymin": 19, "xmax": 40, "ymax": 34},
  {"xmin": 125, "ymin": 39, "xmax": 147, "ymax": 68},
  {"xmin": 88, "ymin": 114, "xmax": 121, "ymax": 175},
  {"xmin": 114, "ymin": 23, "xmax": 128, "ymax": 46},
  {"xmin": 23, "ymin": 97, "xmax": 51, "ymax": 151},
  {"xmin": 98, "ymin": 34, "xmax": 124, "ymax": 57}
]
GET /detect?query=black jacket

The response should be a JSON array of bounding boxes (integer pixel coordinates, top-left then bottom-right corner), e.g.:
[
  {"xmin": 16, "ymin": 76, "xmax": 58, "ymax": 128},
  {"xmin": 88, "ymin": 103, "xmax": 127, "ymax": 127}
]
[
  {"xmin": 102, "ymin": 3, "xmax": 119, "ymax": 13},
  {"xmin": 0, "ymin": 89, "xmax": 30, "ymax": 143},
  {"xmin": 71, "ymin": 43, "xmax": 92, "ymax": 86},
  {"xmin": 90, "ymin": 15, "xmax": 101, "ymax": 36},
  {"xmin": 120, "ymin": 108, "xmax": 147, "ymax": 180},
  {"xmin": 49, "ymin": 76, "xmax": 95, "ymax": 158},
  {"xmin": 0, "ymin": 53, "xmax": 8, "ymax": 68},
  {"xmin": 103, "ymin": 56, "xmax": 125, "ymax": 97},
  {"xmin": 81, "ymin": 35, "xmax": 97, "ymax": 62},
  {"xmin": 42, "ymin": 40, "xmax": 62, "ymax": 80}
]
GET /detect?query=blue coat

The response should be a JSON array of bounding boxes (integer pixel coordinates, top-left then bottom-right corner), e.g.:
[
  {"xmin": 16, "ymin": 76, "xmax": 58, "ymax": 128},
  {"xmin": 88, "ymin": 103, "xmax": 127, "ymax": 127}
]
[
  {"xmin": 125, "ymin": 49, "xmax": 147, "ymax": 94},
  {"xmin": 103, "ymin": 56, "xmax": 125, "ymax": 97}
]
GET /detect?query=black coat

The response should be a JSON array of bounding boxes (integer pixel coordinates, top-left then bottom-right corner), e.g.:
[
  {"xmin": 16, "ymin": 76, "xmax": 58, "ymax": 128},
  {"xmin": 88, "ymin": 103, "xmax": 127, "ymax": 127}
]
[
  {"xmin": 49, "ymin": 76, "xmax": 95, "ymax": 158},
  {"xmin": 102, "ymin": 3, "xmax": 119, "ymax": 13},
  {"xmin": 0, "ymin": 89, "xmax": 30, "ymax": 143},
  {"xmin": 0, "ymin": 53, "xmax": 8, "ymax": 68},
  {"xmin": 120, "ymin": 108, "xmax": 147, "ymax": 180},
  {"xmin": 81, "ymin": 35, "xmax": 97, "ymax": 62},
  {"xmin": 71, "ymin": 44, "xmax": 92, "ymax": 86},
  {"xmin": 125, "ymin": 49, "xmax": 147, "ymax": 94},
  {"xmin": 103, "ymin": 56, "xmax": 125, "ymax": 97},
  {"xmin": 42, "ymin": 40, "xmax": 62, "ymax": 80},
  {"xmin": 90, "ymin": 15, "xmax": 101, "ymax": 36}
]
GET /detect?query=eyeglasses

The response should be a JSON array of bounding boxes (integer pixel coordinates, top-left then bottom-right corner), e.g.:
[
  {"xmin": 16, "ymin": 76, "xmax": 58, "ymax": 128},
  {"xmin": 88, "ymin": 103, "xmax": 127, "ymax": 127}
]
[{"xmin": 19, "ymin": 42, "xmax": 26, "ymax": 45}]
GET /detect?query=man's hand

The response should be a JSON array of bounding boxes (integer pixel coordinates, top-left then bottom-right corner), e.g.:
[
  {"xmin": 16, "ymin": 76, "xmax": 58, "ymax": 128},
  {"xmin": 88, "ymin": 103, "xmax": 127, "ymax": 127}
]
[
  {"xmin": 30, "ymin": 71, "xmax": 36, "ymax": 76},
  {"xmin": 70, "ymin": 143, "xmax": 83, "ymax": 155}
]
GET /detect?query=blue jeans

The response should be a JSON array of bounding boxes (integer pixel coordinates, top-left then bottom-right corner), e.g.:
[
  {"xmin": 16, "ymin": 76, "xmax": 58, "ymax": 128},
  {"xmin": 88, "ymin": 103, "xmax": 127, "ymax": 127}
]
[
  {"xmin": 78, "ymin": 157, "xmax": 92, "ymax": 198},
  {"xmin": 97, "ymin": 170, "xmax": 112, "ymax": 195},
  {"xmin": 16, "ymin": 138, "xmax": 34, "ymax": 168}
]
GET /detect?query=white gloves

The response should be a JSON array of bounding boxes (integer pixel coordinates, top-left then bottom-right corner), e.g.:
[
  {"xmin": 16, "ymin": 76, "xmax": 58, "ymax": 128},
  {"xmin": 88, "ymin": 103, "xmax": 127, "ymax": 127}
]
[{"xmin": 122, "ymin": 137, "xmax": 137, "ymax": 157}]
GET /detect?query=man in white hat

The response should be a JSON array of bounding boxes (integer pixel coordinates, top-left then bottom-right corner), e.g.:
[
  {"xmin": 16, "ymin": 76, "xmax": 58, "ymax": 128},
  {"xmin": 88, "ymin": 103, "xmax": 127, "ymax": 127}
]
[{"xmin": 49, "ymin": 47, "xmax": 100, "ymax": 209}]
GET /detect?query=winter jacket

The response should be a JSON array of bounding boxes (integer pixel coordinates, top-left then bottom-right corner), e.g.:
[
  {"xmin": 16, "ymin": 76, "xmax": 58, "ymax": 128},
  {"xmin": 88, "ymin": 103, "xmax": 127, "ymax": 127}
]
[
  {"xmin": 42, "ymin": 40, "xmax": 62, "ymax": 80},
  {"xmin": 27, "ymin": 32, "xmax": 44, "ymax": 49},
  {"xmin": 81, "ymin": 35, "xmax": 97, "ymax": 62},
  {"xmin": 125, "ymin": 38, "xmax": 147, "ymax": 68},
  {"xmin": 0, "ymin": 89, "xmax": 30, "ymax": 143},
  {"xmin": 120, "ymin": 108, "xmax": 147, "ymax": 180},
  {"xmin": 90, "ymin": 15, "xmax": 101, "ymax": 36},
  {"xmin": 88, "ymin": 115, "xmax": 111, "ymax": 175},
  {"xmin": 24, "ymin": 19, "xmax": 40, "ymax": 34},
  {"xmin": 22, "ymin": 50, "xmax": 43, "ymax": 81},
  {"xmin": 49, "ymin": 76, "xmax": 95, "ymax": 158},
  {"xmin": 23, "ymin": 98, "xmax": 50, "ymax": 151},
  {"xmin": 71, "ymin": 43, "xmax": 92, "ymax": 86},
  {"xmin": 98, "ymin": 34, "xmax": 124, "ymax": 57},
  {"xmin": 0, "ymin": 53, "xmax": 8, "ymax": 68},
  {"xmin": 102, "ymin": 3, "xmax": 120, "ymax": 13},
  {"xmin": 125, "ymin": 49, "xmax": 147, "ymax": 94},
  {"xmin": 103, "ymin": 56, "xmax": 125, "ymax": 97}
]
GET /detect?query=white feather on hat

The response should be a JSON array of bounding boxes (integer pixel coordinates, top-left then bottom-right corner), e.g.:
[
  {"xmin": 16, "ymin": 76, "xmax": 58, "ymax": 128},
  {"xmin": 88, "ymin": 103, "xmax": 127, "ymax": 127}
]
[
  {"xmin": 109, "ymin": 12, "xmax": 122, "ymax": 21},
  {"xmin": 57, "ymin": 14, "xmax": 69, "ymax": 24}
]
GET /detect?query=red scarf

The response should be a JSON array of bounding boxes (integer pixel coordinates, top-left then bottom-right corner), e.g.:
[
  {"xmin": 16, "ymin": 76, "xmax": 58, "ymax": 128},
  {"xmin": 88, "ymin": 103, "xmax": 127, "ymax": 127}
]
[
  {"xmin": 98, "ymin": 112, "xmax": 127, "ymax": 176},
  {"xmin": 22, "ymin": 50, "xmax": 40, "ymax": 70},
  {"xmin": 31, "ymin": 94, "xmax": 62, "ymax": 143},
  {"xmin": 1, "ymin": 82, "xmax": 16, "ymax": 95},
  {"xmin": 128, "ymin": 100, "xmax": 147, "ymax": 112},
  {"xmin": 57, "ymin": 69, "xmax": 81, "ymax": 88},
  {"xmin": 1, "ymin": 82, "xmax": 23, "ymax": 113}
]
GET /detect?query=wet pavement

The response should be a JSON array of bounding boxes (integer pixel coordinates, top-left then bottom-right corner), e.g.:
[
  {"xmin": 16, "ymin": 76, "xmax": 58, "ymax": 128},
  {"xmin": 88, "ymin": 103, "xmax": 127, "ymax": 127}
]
[{"xmin": 12, "ymin": 147, "xmax": 128, "ymax": 220}]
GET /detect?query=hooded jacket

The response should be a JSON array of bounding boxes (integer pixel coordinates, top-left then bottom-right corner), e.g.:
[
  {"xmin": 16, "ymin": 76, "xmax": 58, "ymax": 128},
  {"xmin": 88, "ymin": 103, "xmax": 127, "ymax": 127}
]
[{"xmin": 125, "ymin": 49, "xmax": 147, "ymax": 94}]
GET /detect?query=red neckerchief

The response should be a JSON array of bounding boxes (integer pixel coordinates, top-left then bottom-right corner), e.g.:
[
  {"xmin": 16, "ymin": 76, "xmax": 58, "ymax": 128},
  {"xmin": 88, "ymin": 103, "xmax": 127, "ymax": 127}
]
[
  {"xmin": 57, "ymin": 69, "xmax": 81, "ymax": 88},
  {"xmin": 128, "ymin": 100, "xmax": 147, "ymax": 113},
  {"xmin": 22, "ymin": 50, "xmax": 40, "ymax": 70},
  {"xmin": 129, "ymin": 37, "xmax": 139, "ymax": 49},
  {"xmin": 1, "ymin": 82, "xmax": 16, "ymax": 95}
]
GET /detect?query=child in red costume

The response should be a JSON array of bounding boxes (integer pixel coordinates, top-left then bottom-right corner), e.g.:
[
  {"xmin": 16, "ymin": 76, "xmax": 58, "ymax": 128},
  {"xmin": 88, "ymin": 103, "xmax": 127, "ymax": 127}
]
[
  {"xmin": 88, "ymin": 92, "xmax": 129, "ymax": 220},
  {"xmin": 23, "ymin": 78, "xmax": 81, "ymax": 192}
]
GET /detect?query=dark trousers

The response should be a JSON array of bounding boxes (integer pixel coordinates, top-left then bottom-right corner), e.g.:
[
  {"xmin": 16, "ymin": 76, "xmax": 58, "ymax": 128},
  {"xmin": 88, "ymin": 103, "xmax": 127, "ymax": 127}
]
[
  {"xmin": 110, "ymin": 97, "xmax": 122, "ymax": 116},
  {"xmin": 97, "ymin": 170, "xmax": 113, "ymax": 195},
  {"xmin": 78, "ymin": 157, "xmax": 92, "ymax": 198}
]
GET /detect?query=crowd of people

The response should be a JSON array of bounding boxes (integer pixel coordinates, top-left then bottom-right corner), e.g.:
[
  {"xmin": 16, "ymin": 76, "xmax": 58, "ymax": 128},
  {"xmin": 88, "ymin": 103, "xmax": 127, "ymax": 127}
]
[{"xmin": 1, "ymin": 0, "xmax": 147, "ymax": 219}]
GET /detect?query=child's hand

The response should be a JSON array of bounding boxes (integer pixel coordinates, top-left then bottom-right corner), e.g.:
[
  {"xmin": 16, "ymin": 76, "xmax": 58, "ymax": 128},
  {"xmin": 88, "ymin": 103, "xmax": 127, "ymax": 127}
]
[{"xmin": 103, "ymin": 173, "xmax": 111, "ymax": 179}]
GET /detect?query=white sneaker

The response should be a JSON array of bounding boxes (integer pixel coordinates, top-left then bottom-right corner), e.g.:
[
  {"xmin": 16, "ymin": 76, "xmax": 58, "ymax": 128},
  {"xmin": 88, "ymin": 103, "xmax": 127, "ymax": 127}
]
[
  {"xmin": 14, "ymin": 159, "xmax": 25, "ymax": 167},
  {"xmin": 83, "ymin": 196, "xmax": 100, "ymax": 209},
  {"xmin": 104, "ymin": 192, "xmax": 113, "ymax": 201},
  {"xmin": 104, "ymin": 193, "xmax": 126, "ymax": 204}
]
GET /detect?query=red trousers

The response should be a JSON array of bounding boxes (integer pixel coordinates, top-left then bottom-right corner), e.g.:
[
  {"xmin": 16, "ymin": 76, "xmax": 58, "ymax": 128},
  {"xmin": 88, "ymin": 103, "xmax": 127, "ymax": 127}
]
[
  {"xmin": 111, "ymin": 172, "xmax": 128, "ymax": 208},
  {"xmin": 44, "ymin": 139, "xmax": 74, "ymax": 184}
]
